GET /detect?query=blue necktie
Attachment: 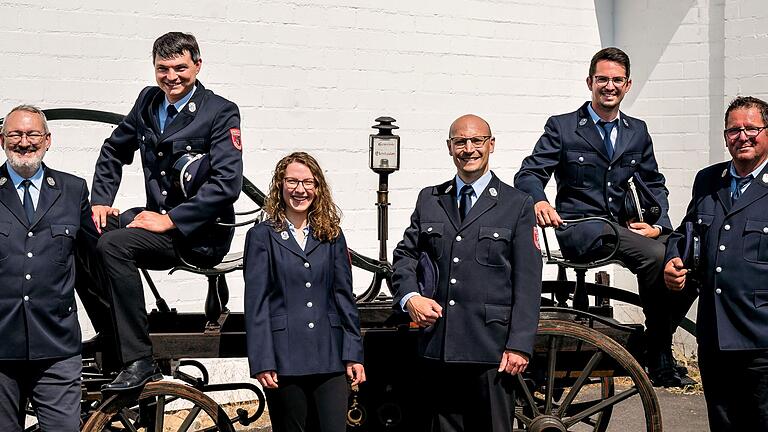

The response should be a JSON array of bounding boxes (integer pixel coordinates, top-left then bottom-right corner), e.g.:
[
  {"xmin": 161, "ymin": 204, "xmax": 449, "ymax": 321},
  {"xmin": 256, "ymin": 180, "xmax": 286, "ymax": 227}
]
[
  {"xmin": 732, "ymin": 174, "xmax": 753, "ymax": 203},
  {"xmin": 163, "ymin": 104, "xmax": 178, "ymax": 132},
  {"xmin": 459, "ymin": 185, "xmax": 473, "ymax": 221},
  {"xmin": 597, "ymin": 120, "xmax": 617, "ymax": 159},
  {"xmin": 21, "ymin": 179, "xmax": 35, "ymax": 224}
]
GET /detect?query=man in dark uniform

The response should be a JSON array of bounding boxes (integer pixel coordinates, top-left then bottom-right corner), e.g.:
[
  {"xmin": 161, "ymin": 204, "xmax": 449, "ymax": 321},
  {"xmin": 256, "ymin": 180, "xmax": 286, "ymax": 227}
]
[
  {"xmin": 665, "ymin": 96, "xmax": 768, "ymax": 431},
  {"xmin": 392, "ymin": 114, "xmax": 542, "ymax": 431},
  {"xmin": 514, "ymin": 47, "xmax": 694, "ymax": 387},
  {"xmin": 88, "ymin": 32, "xmax": 243, "ymax": 391},
  {"xmin": 0, "ymin": 105, "xmax": 100, "ymax": 431}
]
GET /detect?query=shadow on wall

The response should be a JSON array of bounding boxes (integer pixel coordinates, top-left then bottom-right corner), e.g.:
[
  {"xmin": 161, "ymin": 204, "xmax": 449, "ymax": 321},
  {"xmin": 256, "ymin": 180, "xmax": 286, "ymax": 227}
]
[{"xmin": 593, "ymin": 0, "xmax": 697, "ymax": 108}]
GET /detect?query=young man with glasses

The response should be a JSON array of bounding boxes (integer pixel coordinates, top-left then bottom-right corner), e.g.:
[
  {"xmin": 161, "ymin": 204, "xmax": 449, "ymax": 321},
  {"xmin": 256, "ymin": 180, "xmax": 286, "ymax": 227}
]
[
  {"xmin": 84, "ymin": 32, "xmax": 243, "ymax": 392},
  {"xmin": 515, "ymin": 47, "xmax": 695, "ymax": 387},
  {"xmin": 0, "ymin": 105, "xmax": 100, "ymax": 431},
  {"xmin": 665, "ymin": 96, "xmax": 768, "ymax": 431},
  {"xmin": 392, "ymin": 114, "xmax": 542, "ymax": 431}
]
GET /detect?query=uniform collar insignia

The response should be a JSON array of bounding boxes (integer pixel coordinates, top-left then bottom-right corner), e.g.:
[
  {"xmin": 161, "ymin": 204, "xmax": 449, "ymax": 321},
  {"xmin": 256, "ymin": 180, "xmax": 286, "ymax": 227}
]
[
  {"xmin": 763, "ymin": 173, "xmax": 768, "ymax": 184},
  {"xmin": 578, "ymin": 118, "xmax": 587, "ymax": 126},
  {"xmin": 0, "ymin": 177, "xmax": 6, "ymax": 186},
  {"xmin": 721, "ymin": 169, "xmax": 728, "ymax": 178},
  {"xmin": 489, "ymin": 187, "xmax": 498, "ymax": 197},
  {"xmin": 188, "ymin": 102, "xmax": 196, "ymax": 113},
  {"xmin": 281, "ymin": 231, "xmax": 290, "ymax": 240},
  {"xmin": 445, "ymin": 184, "xmax": 453, "ymax": 193},
  {"xmin": 46, "ymin": 177, "xmax": 55, "ymax": 187}
]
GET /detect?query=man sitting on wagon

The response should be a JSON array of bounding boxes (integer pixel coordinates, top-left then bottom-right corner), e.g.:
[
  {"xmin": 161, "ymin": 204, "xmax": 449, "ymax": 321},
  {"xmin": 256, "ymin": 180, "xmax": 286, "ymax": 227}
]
[
  {"xmin": 514, "ymin": 47, "xmax": 695, "ymax": 387},
  {"xmin": 84, "ymin": 32, "xmax": 243, "ymax": 392}
]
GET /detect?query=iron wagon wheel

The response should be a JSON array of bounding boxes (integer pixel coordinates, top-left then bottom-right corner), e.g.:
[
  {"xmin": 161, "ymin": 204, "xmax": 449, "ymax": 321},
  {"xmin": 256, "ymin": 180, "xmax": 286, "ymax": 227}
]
[
  {"xmin": 514, "ymin": 319, "xmax": 661, "ymax": 432},
  {"xmin": 81, "ymin": 381, "xmax": 234, "ymax": 432}
]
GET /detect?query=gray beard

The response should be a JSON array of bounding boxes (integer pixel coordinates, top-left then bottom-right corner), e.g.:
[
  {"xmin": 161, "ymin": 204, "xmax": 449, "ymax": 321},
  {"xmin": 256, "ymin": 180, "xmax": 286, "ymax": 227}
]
[{"xmin": 5, "ymin": 150, "xmax": 43, "ymax": 178}]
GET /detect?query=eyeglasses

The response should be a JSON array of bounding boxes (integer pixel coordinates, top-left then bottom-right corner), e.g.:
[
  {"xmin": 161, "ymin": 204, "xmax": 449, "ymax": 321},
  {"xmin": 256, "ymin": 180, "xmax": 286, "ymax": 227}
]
[
  {"xmin": 2, "ymin": 131, "xmax": 49, "ymax": 144},
  {"xmin": 724, "ymin": 126, "xmax": 767, "ymax": 140},
  {"xmin": 284, "ymin": 177, "xmax": 317, "ymax": 190},
  {"xmin": 448, "ymin": 136, "xmax": 491, "ymax": 150},
  {"xmin": 593, "ymin": 76, "xmax": 628, "ymax": 87}
]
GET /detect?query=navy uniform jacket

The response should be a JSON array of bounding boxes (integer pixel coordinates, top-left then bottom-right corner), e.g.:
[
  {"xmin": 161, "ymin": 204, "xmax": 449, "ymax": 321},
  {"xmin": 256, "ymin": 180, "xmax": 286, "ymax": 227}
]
[
  {"xmin": 392, "ymin": 173, "xmax": 543, "ymax": 362},
  {"xmin": 244, "ymin": 222, "xmax": 364, "ymax": 377},
  {"xmin": 92, "ymin": 81, "xmax": 243, "ymax": 266},
  {"xmin": 665, "ymin": 162, "xmax": 768, "ymax": 351},
  {"xmin": 0, "ymin": 164, "xmax": 99, "ymax": 360},
  {"xmin": 514, "ymin": 101, "xmax": 671, "ymax": 256}
]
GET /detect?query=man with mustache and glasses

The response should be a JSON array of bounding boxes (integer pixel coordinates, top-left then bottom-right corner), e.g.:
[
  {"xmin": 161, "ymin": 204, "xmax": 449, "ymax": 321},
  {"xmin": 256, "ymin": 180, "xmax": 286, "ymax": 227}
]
[
  {"xmin": 0, "ymin": 105, "xmax": 99, "ymax": 431},
  {"xmin": 665, "ymin": 96, "xmax": 768, "ymax": 431},
  {"xmin": 392, "ymin": 115, "xmax": 542, "ymax": 431},
  {"xmin": 81, "ymin": 32, "xmax": 243, "ymax": 392},
  {"xmin": 514, "ymin": 47, "xmax": 695, "ymax": 387}
]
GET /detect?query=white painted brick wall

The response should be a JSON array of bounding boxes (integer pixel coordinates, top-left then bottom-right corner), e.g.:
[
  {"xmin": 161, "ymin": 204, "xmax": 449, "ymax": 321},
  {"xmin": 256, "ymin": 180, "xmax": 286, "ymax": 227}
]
[{"xmin": 1, "ymin": 0, "xmax": 767, "ymax": 388}]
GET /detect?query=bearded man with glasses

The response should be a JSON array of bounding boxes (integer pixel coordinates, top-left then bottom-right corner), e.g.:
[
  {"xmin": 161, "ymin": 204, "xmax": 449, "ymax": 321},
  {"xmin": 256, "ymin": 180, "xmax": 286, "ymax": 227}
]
[
  {"xmin": 664, "ymin": 96, "xmax": 768, "ymax": 431},
  {"xmin": 515, "ymin": 47, "xmax": 695, "ymax": 387},
  {"xmin": 0, "ymin": 105, "xmax": 100, "ymax": 431}
]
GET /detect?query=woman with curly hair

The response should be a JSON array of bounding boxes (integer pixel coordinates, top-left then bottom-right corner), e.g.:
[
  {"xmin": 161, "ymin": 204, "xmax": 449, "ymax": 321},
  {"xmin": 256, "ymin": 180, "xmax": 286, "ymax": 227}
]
[{"xmin": 244, "ymin": 152, "xmax": 365, "ymax": 432}]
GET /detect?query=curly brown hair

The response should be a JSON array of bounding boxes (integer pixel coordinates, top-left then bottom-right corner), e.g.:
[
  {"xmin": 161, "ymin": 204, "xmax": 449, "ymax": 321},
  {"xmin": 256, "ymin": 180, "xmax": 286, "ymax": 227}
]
[{"xmin": 264, "ymin": 152, "xmax": 342, "ymax": 241}]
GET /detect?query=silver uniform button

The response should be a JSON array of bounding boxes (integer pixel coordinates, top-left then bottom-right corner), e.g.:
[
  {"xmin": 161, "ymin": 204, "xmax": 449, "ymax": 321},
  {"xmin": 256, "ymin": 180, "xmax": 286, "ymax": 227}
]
[
  {"xmin": 65, "ymin": 228, "xmax": 69, "ymax": 235},
  {"xmin": 186, "ymin": 145, "xmax": 192, "ymax": 151},
  {"xmin": 724, "ymin": 224, "xmax": 730, "ymax": 230},
  {"xmin": 719, "ymin": 245, "xmax": 726, "ymax": 251},
  {"xmin": 631, "ymin": 159, "xmax": 636, "ymax": 165},
  {"xmin": 608, "ymin": 166, "xmax": 611, "ymax": 171},
  {"xmin": 23, "ymin": 296, "xmax": 29, "ymax": 301},
  {"xmin": 715, "ymin": 288, "xmax": 722, "ymax": 294},
  {"xmin": 306, "ymin": 302, "xmax": 313, "ymax": 308},
  {"xmin": 450, "ymin": 278, "xmax": 457, "ymax": 284},
  {"xmin": 158, "ymin": 152, "xmax": 164, "ymax": 157},
  {"xmin": 27, "ymin": 232, "xmax": 33, "ymax": 238},
  {"xmin": 607, "ymin": 181, "xmax": 611, "ymax": 187},
  {"xmin": 308, "ymin": 322, "xmax": 315, "ymax": 329},
  {"xmin": 698, "ymin": 218, "xmax": 702, "ymax": 224},
  {"xmin": 493, "ymin": 232, "xmax": 499, "ymax": 238},
  {"xmin": 25, "ymin": 274, "xmax": 31, "ymax": 280},
  {"xmin": 427, "ymin": 227, "xmax": 433, "ymax": 232},
  {"xmin": 68, "ymin": 306, "xmax": 72, "ymax": 311},
  {"xmin": 305, "ymin": 282, "xmax": 311, "ymax": 288},
  {"xmin": 161, "ymin": 210, "xmax": 167, "ymax": 215},
  {"xmin": 304, "ymin": 262, "xmax": 310, "ymax": 268},
  {"xmin": 716, "ymin": 267, "xmax": 722, "ymax": 273},
  {"xmin": 578, "ymin": 156, "xmax": 584, "ymax": 162},
  {"xmin": 764, "ymin": 227, "xmax": 768, "ymax": 234},
  {"xmin": 448, "ymin": 300, "xmax": 456, "ymax": 306},
  {"xmin": 161, "ymin": 190, "xmax": 167, "ymax": 196},
  {"xmin": 160, "ymin": 170, "xmax": 166, "ymax": 176},
  {"xmin": 608, "ymin": 197, "xmax": 613, "ymax": 202},
  {"xmin": 453, "ymin": 257, "xmax": 459, "ymax": 263},
  {"xmin": 456, "ymin": 235, "xmax": 462, "ymax": 241},
  {"xmin": 27, "ymin": 252, "xmax": 32, "ymax": 258}
]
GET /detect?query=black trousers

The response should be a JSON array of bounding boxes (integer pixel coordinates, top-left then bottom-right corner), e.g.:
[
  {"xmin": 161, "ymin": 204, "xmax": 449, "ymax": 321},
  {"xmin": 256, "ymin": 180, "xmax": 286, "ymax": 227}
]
[
  {"xmin": 423, "ymin": 360, "xmax": 515, "ymax": 432},
  {"xmin": 699, "ymin": 347, "xmax": 768, "ymax": 431},
  {"xmin": 264, "ymin": 372, "xmax": 349, "ymax": 432},
  {"xmin": 587, "ymin": 225, "xmax": 697, "ymax": 353},
  {"xmin": 95, "ymin": 227, "xmax": 180, "ymax": 364},
  {"xmin": 0, "ymin": 355, "xmax": 82, "ymax": 432}
]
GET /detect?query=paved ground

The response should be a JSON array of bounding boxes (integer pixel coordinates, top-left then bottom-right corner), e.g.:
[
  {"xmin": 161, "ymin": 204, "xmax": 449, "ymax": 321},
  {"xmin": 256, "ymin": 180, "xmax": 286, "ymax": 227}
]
[{"xmin": 605, "ymin": 387, "xmax": 708, "ymax": 432}]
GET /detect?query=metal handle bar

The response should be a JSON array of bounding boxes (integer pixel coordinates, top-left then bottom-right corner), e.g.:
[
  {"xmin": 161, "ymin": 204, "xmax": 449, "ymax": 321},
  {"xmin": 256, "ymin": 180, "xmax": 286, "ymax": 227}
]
[{"xmin": 541, "ymin": 216, "xmax": 622, "ymax": 269}]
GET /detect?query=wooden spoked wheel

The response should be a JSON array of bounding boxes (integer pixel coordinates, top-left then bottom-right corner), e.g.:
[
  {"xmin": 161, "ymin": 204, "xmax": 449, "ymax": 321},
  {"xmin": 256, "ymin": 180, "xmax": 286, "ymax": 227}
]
[
  {"xmin": 514, "ymin": 319, "xmax": 661, "ymax": 432},
  {"xmin": 81, "ymin": 381, "xmax": 234, "ymax": 432}
]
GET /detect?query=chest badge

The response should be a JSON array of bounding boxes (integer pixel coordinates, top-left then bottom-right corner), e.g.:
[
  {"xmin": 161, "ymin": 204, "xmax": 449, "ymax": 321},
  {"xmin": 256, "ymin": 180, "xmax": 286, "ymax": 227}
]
[
  {"xmin": 188, "ymin": 102, "xmax": 196, "ymax": 113},
  {"xmin": 281, "ymin": 231, "xmax": 290, "ymax": 240},
  {"xmin": 579, "ymin": 118, "xmax": 587, "ymax": 126},
  {"xmin": 46, "ymin": 177, "xmax": 56, "ymax": 187},
  {"xmin": 489, "ymin": 187, "xmax": 498, "ymax": 197}
]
